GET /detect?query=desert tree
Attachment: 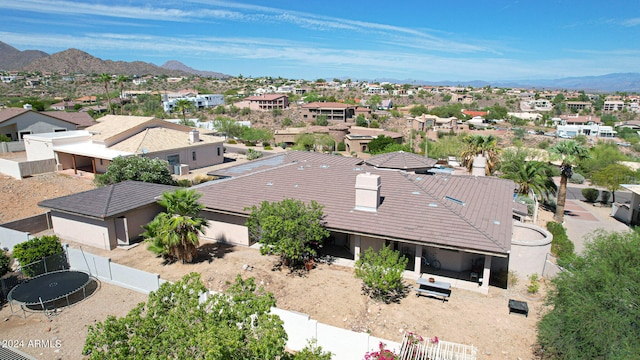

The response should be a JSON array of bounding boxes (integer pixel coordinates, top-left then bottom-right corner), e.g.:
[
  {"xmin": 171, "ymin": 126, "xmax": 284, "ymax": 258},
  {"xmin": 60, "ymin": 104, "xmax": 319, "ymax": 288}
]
[
  {"xmin": 549, "ymin": 141, "xmax": 589, "ymax": 223},
  {"xmin": 98, "ymin": 73, "xmax": 113, "ymax": 114},
  {"xmin": 94, "ymin": 156, "xmax": 176, "ymax": 187},
  {"xmin": 590, "ymin": 163, "xmax": 636, "ymax": 203},
  {"xmin": 354, "ymin": 244, "xmax": 408, "ymax": 304}
]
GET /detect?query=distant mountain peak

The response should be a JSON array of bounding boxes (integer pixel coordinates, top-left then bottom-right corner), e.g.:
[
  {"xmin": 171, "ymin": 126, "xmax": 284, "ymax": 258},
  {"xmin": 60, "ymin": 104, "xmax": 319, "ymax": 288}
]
[
  {"xmin": 0, "ymin": 40, "xmax": 49, "ymax": 70},
  {"xmin": 161, "ymin": 60, "xmax": 230, "ymax": 78}
]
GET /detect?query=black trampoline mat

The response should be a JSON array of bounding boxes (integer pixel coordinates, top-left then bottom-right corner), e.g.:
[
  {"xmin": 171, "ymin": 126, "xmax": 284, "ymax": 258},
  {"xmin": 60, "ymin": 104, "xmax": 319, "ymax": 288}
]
[{"xmin": 9, "ymin": 271, "xmax": 91, "ymax": 305}]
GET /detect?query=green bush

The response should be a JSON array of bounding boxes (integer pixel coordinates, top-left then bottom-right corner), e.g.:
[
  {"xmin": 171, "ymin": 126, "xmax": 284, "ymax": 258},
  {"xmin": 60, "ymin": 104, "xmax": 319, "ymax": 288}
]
[
  {"xmin": 227, "ymin": 139, "xmax": 237, "ymax": 144},
  {"xmin": 582, "ymin": 188, "xmax": 600, "ymax": 203},
  {"xmin": 247, "ymin": 148, "xmax": 263, "ymax": 160},
  {"xmin": 337, "ymin": 142, "xmax": 346, "ymax": 151},
  {"xmin": 527, "ymin": 273, "xmax": 539, "ymax": 294},
  {"xmin": 601, "ymin": 190, "xmax": 611, "ymax": 204},
  {"xmin": 176, "ymin": 179, "xmax": 192, "ymax": 187},
  {"xmin": 12, "ymin": 235, "xmax": 64, "ymax": 276},
  {"xmin": 0, "ymin": 250, "xmax": 11, "ymax": 277},
  {"xmin": 354, "ymin": 244, "xmax": 408, "ymax": 304},
  {"xmin": 546, "ymin": 222, "xmax": 574, "ymax": 266},
  {"xmin": 569, "ymin": 172, "xmax": 585, "ymax": 184}
]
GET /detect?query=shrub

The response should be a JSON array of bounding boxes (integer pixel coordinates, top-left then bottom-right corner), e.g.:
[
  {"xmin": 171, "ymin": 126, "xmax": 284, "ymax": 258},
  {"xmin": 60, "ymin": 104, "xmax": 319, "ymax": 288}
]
[
  {"xmin": 582, "ymin": 188, "xmax": 600, "ymax": 203},
  {"xmin": 12, "ymin": 235, "xmax": 64, "ymax": 276},
  {"xmin": 0, "ymin": 250, "xmax": 11, "ymax": 277},
  {"xmin": 569, "ymin": 172, "xmax": 585, "ymax": 184},
  {"xmin": 176, "ymin": 179, "xmax": 192, "ymax": 187},
  {"xmin": 546, "ymin": 222, "xmax": 574, "ymax": 266},
  {"xmin": 246, "ymin": 148, "xmax": 263, "ymax": 160},
  {"xmin": 264, "ymin": 146, "xmax": 273, "ymax": 150},
  {"xmin": 337, "ymin": 142, "xmax": 346, "ymax": 151},
  {"xmin": 527, "ymin": 273, "xmax": 540, "ymax": 294},
  {"xmin": 354, "ymin": 244, "xmax": 408, "ymax": 304},
  {"xmin": 193, "ymin": 174, "xmax": 216, "ymax": 184},
  {"xmin": 601, "ymin": 190, "xmax": 611, "ymax": 204},
  {"xmin": 227, "ymin": 139, "xmax": 237, "ymax": 144},
  {"xmin": 262, "ymin": 141, "xmax": 270, "ymax": 147}
]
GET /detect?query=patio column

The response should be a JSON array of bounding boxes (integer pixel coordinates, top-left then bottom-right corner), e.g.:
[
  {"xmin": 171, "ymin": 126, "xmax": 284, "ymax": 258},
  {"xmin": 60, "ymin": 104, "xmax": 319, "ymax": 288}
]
[
  {"xmin": 71, "ymin": 154, "xmax": 77, "ymax": 175},
  {"xmin": 414, "ymin": 244, "xmax": 422, "ymax": 275},
  {"xmin": 354, "ymin": 235, "xmax": 361, "ymax": 261},
  {"xmin": 481, "ymin": 255, "xmax": 492, "ymax": 292}
]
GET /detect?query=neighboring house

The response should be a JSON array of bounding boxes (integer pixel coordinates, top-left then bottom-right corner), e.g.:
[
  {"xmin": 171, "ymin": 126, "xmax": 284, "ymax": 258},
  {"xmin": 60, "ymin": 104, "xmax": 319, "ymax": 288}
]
[
  {"xmin": 244, "ymin": 94, "xmax": 289, "ymax": 111},
  {"xmin": 565, "ymin": 101, "xmax": 591, "ymax": 111},
  {"xmin": 559, "ymin": 114, "xmax": 601, "ymax": 125},
  {"xmin": 508, "ymin": 112, "xmax": 543, "ymax": 121},
  {"xmin": 162, "ymin": 94, "xmax": 224, "ymax": 113},
  {"xmin": 38, "ymin": 181, "xmax": 178, "ymax": 250},
  {"xmin": 412, "ymin": 114, "xmax": 458, "ymax": 132},
  {"xmin": 556, "ymin": 124, "xmax": 616, "ymax": 138},
  {"xmin": 0, "ymin": 108, "xmax": 96, "ymax": 141},
  {"xmin": 343, "ymin": 126, "xmax": 403, "ymax": 153},
  {"xmin": 24, "ymin": 115, "xmax": 225, "ymax": 175},
  {"xmin": 197, "ymin": 151, "xmax": 516, "ymax": 293},
  {"xmin": 462, "ymin": 110, "xmax": 488, "ymax": 118},
  {"xmin": 301, "ymin": 102, "xmax": 356, "ymax": 122}
]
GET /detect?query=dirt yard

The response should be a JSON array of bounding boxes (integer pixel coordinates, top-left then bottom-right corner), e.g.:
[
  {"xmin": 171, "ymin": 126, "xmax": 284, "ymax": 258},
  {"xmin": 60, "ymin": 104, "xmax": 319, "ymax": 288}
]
[{"xmin": 0, "ymin": 173, "xmax": 544, "ymax": 359}]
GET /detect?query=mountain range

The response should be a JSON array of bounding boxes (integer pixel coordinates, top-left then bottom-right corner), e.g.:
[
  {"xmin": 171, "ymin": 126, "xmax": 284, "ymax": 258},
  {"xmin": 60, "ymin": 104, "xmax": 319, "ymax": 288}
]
[{"xmin": 1, "ymin": 40, "xmax": 639, "ymax": 92}]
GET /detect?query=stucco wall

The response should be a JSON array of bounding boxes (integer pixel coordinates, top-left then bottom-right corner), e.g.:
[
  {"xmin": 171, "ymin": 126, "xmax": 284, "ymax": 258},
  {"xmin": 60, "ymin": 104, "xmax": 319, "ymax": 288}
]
[
  {"xmin": 150, "ymin": 142, "xmax": 224, "ymax": 171},
  {"xmin": 121, "ymin": 204, "xmax": 164, "ymax": 242},
  {"xmin": 201, "ymin": 212, "xmax": 250, "ymax": 245},
  {"xmin": 0, "ymin": 112, "xmax": 76, "ymax": 140},
  {"xmin": 509, "ymin": 222, "xmax": 552, "ymax": 278},
  {"xmin": 24, "ymin": 137, "xmax": 55, "ymax": 161},
  {"xmin": 50, "ymin": 211, "xmax": 114, "ymax": 250}
]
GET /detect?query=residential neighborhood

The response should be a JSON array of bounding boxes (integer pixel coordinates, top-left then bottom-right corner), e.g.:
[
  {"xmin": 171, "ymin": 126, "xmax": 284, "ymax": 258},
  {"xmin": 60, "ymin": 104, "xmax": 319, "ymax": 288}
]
[{"xmin": 1, "ymin": 44, "xmax": 640, "ymax": 360}]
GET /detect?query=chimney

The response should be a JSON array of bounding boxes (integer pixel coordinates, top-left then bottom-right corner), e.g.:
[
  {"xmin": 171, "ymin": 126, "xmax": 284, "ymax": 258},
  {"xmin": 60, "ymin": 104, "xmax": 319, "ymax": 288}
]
[
  {"xmin": 471, "ymin": 155, "xmax": 486, "ymax": 176},
  {"xmin": 355, "ymin": 172, "xmax": 381, "ymax": 212},
  {"xmin": 189, "ymin": 129, "xmax": 199, "ymax": 143}
]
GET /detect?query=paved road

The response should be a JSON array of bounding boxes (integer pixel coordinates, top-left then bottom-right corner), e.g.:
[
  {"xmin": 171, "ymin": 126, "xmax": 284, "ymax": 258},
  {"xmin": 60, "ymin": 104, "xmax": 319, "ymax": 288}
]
[{"xmin": 564, "ymin": 185, "xmax": 631, "ymax": 204}]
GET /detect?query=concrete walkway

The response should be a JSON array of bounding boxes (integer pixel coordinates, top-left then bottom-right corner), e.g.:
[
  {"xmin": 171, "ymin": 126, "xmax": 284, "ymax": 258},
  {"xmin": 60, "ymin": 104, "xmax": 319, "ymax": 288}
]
[{"xmin": 563, "ymin": 199, "xmax": 630, "ymax": 254}]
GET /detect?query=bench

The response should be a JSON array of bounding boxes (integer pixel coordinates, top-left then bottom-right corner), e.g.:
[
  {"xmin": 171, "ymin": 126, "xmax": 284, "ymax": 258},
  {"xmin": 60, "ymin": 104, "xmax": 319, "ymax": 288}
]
[
  {"xmin": 508, "ymin": 299, "xmax": 529, "ymax": 317},
  {"xmin": 415, "ymin": 278, "xmax": 451, "ymax": 302}
]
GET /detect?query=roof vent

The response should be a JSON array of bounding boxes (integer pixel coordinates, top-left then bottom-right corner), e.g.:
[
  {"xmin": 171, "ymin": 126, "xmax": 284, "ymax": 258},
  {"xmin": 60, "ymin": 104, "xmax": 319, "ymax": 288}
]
[
  {"xmin": 416, "ymin": 177, "xmax": 423, "ymax": 181},
  {"xmin": 353, "ymin": 167, "xmax": 362, "ymax": 171},
  {"xmin": 493, "ymin": 220, "xmax": 500, "ymax": 225},
  {"xmin": 266, "ymin": 181, "xmax": 273, "ymax": 186},
  {"xmin": 298, "ymin": 166, "xmax": 305, "ymax": 170},
  {"xmin": 412, "ymin": 191, "xmax": 420, "ymax": 195},
  {"xmin": 428, "ymin": 203, "xmax": 438, "ymax": 207},
  {"xmin": 444, "ymin": 195, "xmax": 465, "ymax": 206},
  {"xmin": 320, "ymin": 164, "xmax": 329, "ymax": 169}
]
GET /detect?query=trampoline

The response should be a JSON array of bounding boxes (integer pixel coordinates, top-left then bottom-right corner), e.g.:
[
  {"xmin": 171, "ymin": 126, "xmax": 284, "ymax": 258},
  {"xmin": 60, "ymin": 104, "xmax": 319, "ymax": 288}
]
[{"xmin": 8, "ymin": 270, "xmax": 94, "ymax": 317}]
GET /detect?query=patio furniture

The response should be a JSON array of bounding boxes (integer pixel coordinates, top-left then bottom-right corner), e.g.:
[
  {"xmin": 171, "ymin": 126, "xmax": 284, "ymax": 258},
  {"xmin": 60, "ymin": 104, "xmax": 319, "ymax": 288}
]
[
  {"xmin": 508, "ymin": 299, "xmax": 529, "ymax": 317},
  {"xmin": 415, "ymin": 276, "xmax": 451, "ymax": 302}
]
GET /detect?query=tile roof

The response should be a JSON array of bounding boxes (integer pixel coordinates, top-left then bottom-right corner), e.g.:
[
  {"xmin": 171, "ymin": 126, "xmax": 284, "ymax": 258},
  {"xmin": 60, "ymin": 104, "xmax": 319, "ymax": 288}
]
[
  {"xmin": 42, "ymin": 111, "xmax": 96, "ymax": 127},
  {"xmin": 365, "ymin": 151, "xmax": 438, "ymax": 170},
  {"xmin": 38, "ymin": 181, "xmax": 178, "ymax": 219},
  {"xmin": 108, "ymin": 127, "xmax": 224, "ymax": 154},
  {"xmin": 245, "ymin": 94, "xmax": 288, "ymax": 101},
  {"xmin": 208, "ymin": 151, "xmax": 363, "ymax": 178},
  {"xmin": 197, "ymin": 154, "xmax": 515, "ymax": 255},
  {"xmin": 0, "ymin": 108, "xmax": 29, "ymax": 123},
  {"xmin": 85, "ymin": 115, "xmax": 155, "ymax": 141}
]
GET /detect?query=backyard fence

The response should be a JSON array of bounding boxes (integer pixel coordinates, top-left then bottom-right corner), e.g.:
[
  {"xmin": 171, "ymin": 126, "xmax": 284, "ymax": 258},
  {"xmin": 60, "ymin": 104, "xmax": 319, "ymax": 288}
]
[{"xmin": 0, "ymin": 251, "xmax": 68, "ymax": 303}]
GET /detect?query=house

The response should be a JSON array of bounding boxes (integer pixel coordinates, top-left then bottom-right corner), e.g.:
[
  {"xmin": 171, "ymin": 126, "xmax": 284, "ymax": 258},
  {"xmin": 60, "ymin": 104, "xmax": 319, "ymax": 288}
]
[
  {"xmin": 603, "ymin": 101, "xmax": 625, "ymax": 112},
  {"xmin": 300, "ymin": 102, "xmax": 356, "ymax": 122},
  {"xmin": 412, "ymin": 114, "xmax": 458, "ymax": 132},
  {"xmin": 343, "ymin": 127, "xmax": 403, "ymax": 153},
  {"xmin": 196, "ymin": 151, "xmax": 516, "ymax": 293},
  {"xmin": 244, "ymin": 94, "xmax": 289, "ymax": 111},
  {"xmin": 162, "ymin": 94, "xmax": 224, "ymax": 113},
  {"xmin": 559, "ymin": 114, "xmax": 601, "ymax": 125},
  {"xmin": 38, "ymin": 181, "xmax": 178, "ymax": 250},
  {"xmin": 24, "ymin": 115, "xmax": 226, "ymax": 175},
  {"xmin": 462, "ymin": 110, "xmax": 488, "ymax": 118},
  {"xmin": 565, "ymin": 101, "xmax": 591, "ymax": 111},
  {"xmin": 0, "ymin": 108, "xmax": 96, "ymax": 141}
]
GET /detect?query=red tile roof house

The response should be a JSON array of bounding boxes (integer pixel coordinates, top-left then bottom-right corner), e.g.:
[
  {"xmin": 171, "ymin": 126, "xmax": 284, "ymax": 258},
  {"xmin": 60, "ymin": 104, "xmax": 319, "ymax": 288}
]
[
  {"xmin": 245, "ymin": 94, "xmax": 289, "ymax": 111},
  {"xmin": 197, "ymin": 151, "xmax": 517, "ymax": 294}
]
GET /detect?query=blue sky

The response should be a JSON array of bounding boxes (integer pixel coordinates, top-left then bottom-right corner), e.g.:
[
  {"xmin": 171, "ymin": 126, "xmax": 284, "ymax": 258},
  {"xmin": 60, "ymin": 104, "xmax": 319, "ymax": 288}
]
[{"xmin": 1, "ymin": 0, "xmax": 639, "ymax": 82}]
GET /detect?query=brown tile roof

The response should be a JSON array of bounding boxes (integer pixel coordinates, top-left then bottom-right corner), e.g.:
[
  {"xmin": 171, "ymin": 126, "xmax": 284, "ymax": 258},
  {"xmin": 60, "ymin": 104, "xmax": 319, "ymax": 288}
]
[
  {"xmin": 109, "ymin": 127, "xmax": 223, "ymax": 154},
  {"xmin": 462, "ymin": 110, "xmax": 487, "ymax": 117},
  {"xmin": 198, "ymin": 155, "xmax": 515, "ymax": 255},
  {"xmin": 347, "ymin": 126, "xmax": 403, "ymax": 139},
  {"xmin": 42, "ymin": 111, "xmax": 96, "ymax": 127},
  {"xmin": 0, "ymin": 108, "xmax": 29, "ymax": 123},
  {"xmin": 365, "ymin": 151, "xmax": 438, "ymax": 170},
  {"xmin": 38, "ymin": 181, "xmax": 178, "ymax": 219}
]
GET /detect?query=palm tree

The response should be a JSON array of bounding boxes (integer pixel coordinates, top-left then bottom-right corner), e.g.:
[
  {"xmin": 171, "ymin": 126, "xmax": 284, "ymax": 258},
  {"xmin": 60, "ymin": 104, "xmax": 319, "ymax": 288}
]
[
  {"xmin": 501, "ymin": 160, "xmax": 557, "ymax": 201},
  {"xmin": 549, "ymin": 140, "xmax": 590, "ymax": 223},
  {"xmin": 143, "ymin": 189, "xmax": 207, "ymax": 263},
  {"xmin": 174, "ymin": 99, "xmax": 194, "ymax": 125},
  {"xmin": 460, "ymin": 134, "xmax": 500, "ymax": 175},
  {"xmin": 98, "ymin": 73, "xmax": 113, "ymax": 114},
  {"xmin": 116, "ymin": 75, "xmax": 128, "ymax": 115}
]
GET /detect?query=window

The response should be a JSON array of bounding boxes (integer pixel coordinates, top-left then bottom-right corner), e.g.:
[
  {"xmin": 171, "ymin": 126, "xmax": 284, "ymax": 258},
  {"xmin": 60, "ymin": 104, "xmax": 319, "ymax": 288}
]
[
  {"xmin": 217, "ymin": 147, "xmax": 221, "ymax": 156},
  {"xmin": 54, "ymin": 129, "xmax": 67, "ymax": 132},
  {"xmin": 192, "ymin": 151, "xmax": 197, "ymax": 161}
]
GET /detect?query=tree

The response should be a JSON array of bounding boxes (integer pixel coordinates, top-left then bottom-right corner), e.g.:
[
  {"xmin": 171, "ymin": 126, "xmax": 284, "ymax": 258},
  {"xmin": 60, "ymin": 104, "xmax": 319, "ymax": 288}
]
[
  {"xmin": 368, "ymin": 135, "xmax": 397, "ymax": 154},
  {"xmin": 213, "ymin": 116, "xmax": 243, "ymax": 139},
  {"xmin": 354, "ymin": 244, "xmax": 408, "ymax": 304},
  {"xmin": 95, "ymin": 156, "xmax": 177, "ymax": 187},
  {"xmin": 83, "ymin": 273, "xmax": 289, "ymax": 359},
  {"xmin": 537, "ymin": 230, "xmax": 640, "ymax": 359},
  {"xmin": 174, "ymin": 99, "xmax": 194, "ymax": 125},
  {"xmin": 500, "ymin": 149, "xmax": 557, "ymax": 201},
  {"xmin": 460, "ymin": 134, "xmax": 500, "ymax": 175},
  {"xmin": 0, "ymin": 250, "xmax": 10, "ymax": 277},
  {"xmin": 116, "ymin": 75, "xmax": 128, "ymax": 115},
  {"xmin": 241, "ymin": 127, "xmax": 273, "ymax": 146},
  {"xmin": 590, "ymin": 163, "xmax": 636, "ymax": 203},
  {"xmin": 549, "ymin": 141, "xmax": 589, "ymax": 223},
  {"xmin": 98, "ymin": 73, "xmax": 113, "ymax": 114},
  {"xmin": 409, "ymin": 104, "xmax": 429, "ymax": 116},
  {"xmin": 315, "ymin": 115, "xmax": 328, "ymax": 126},
  {"xmin": 143, "ymin": 189, "xmax": 207, "ymax": 263},
  {"xmin": 12, "ymin": 235, "xmax": 64, "ymax": 276},
  {"xmin": 367, "ymin": 95, "xmax": 382, "ymax": 110},
  {"xmin": 356, "ymin": 114, "xmax": 368, "ymax": 127},
  {"xmin": 245, "ymin": 199, "xmax": 329, "ymax": 269}
]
